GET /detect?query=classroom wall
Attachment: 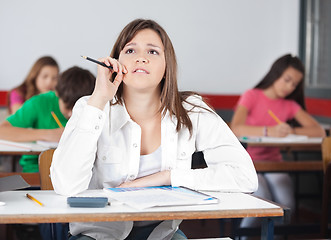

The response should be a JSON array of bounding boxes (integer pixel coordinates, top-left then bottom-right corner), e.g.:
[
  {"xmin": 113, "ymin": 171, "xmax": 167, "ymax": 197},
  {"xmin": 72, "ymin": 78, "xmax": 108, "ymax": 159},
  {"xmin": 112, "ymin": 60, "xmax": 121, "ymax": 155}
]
[{"xmin": 0, "ymin": 0, "xmax": 300, "ymax": 94}]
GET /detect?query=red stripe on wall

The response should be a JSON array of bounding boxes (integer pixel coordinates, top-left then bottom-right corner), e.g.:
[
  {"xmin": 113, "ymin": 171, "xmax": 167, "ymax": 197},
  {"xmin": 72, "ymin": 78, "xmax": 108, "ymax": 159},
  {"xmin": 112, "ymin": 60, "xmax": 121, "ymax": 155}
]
[
  {"xmin": 306, "ymin": 98, "xmax": 331, "ymax": 118},
  {"xmin": 0, "ymin": 91, "xmax": 330, "ymax": 118},
  {"xmin": 201, "ymin": 94, "xmax": 331, "ymax": 118},
  {"xmin": 0, "ymin": 91, "xmax": 8, "ymax": 107},
  {"xmin": 201, "ymin": 94, "xmax": 239, "ymax": 110}
]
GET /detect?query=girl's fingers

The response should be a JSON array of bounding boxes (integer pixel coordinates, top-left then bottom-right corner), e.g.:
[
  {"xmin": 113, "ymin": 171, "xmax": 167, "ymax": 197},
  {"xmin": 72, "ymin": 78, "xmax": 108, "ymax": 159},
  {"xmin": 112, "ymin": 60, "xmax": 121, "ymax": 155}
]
[{"xmin": 97, "ymin": 57, "xmax": 126, "ymax": 86}]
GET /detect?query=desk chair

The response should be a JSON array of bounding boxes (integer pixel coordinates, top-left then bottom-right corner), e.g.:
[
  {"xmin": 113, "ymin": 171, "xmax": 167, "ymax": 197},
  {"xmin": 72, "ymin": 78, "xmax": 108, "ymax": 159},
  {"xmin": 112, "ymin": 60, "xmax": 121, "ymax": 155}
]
[
  {"xmin": 38, "ymin": 149, "xmax": 68, "ymax": 240},
  {"xmin": 38, "ymin": 148, "xmax": 55, "ymax": 190},
  {"xmin": 321, "ymin": 137, "xmax": 331, "ymax": 238}
]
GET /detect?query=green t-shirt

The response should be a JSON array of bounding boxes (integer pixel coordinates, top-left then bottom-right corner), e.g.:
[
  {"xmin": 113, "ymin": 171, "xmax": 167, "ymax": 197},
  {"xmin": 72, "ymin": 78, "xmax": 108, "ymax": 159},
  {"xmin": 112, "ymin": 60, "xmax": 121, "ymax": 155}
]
[{"xmin": 7, "ymin": 91, "xmax": 67, "ymax": 173}]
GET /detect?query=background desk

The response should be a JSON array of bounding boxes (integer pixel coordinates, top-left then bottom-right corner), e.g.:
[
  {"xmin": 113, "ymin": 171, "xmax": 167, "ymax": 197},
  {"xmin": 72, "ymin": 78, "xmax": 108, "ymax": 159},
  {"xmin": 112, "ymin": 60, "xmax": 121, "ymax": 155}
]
[
  {"xmin": 0, "ymin": 190, "xmax": 285, "ymax": 239},
  {"xmin": 240, "ymin": 136, "xmax": 324, "ymax": 236},
  {"xmin": 241, "ymin": 137, "xmax": 322, "ymax": 152},
  {"xmin": 0, "ymin": 141, "xmax": 51, "ymax": 187},
  {"xmin": 254, "ymin": 161, "xmax": 323, "ymax": 172}
]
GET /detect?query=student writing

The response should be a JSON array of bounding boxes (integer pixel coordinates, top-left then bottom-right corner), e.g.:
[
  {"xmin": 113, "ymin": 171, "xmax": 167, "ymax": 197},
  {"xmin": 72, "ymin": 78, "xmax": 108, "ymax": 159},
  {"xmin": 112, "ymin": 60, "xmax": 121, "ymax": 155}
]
[
  {"xmin": 231, "ymin": 53, "xmax": 326, "ymax": 229},
  {"xmin": 50, "ymin": 19, "xmax": 258, "ymax": 240},
  {"xmin": 7, "ymin": 56, "xmax": 59, "ymax": 114},
  {"xmin": 0, "ymin": 66, "xmax": 95, "ymax": 173}
]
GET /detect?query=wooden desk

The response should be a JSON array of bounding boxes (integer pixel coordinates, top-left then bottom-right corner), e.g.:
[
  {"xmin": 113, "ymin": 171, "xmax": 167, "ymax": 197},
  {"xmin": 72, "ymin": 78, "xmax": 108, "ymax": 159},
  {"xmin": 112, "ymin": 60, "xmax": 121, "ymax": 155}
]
[
  {"xmin": 254, "ymin": 161, "xmax": 323, "ymax": 172},
  {"xmin": 0, "ymin": 143, "xmax": 47, "ymax": 172},
  {"xmin": 0, "ymin": 140, "xmax": 52, "ymax": 185},
  {"xmin": 0, "ymin": 140, "xmax": 50, "ymax": 154},
  {"xmin": 240, "ymin": 137, "xmax": 322, "ymax": 152},
  {"xmin": 0, "ymin": 152, "xmax": 43, "ymax": 173},
  {"xmin": 0, "ymin": 190, "xmax": 285, "ymax": 239}
]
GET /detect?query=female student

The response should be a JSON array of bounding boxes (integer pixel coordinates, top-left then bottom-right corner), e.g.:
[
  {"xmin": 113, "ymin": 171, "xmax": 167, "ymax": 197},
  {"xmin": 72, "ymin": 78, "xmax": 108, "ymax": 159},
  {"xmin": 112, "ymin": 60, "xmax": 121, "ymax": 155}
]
[
  {"xmin": 7, "ymin": 56, "xmax": 59, "ymax": 114},
  {"xmin": 51, "ymin": 19, "xmax": 258, "ymax": 240},
  {"xmin": 231, "ymin": 54, "xmax": 325, "ymax": 227}
]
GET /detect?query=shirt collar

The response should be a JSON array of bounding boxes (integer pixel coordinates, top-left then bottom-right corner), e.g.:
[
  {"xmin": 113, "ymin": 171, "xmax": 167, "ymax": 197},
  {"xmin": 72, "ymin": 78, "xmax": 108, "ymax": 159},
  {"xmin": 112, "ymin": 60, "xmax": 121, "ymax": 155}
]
[
  {"xmin": 109, "ymin": 100, "xmax": 131, "ymax": 134},
  {"xmin": 109, "ymin": 100, "xmax": 178, "ymax": 133}
]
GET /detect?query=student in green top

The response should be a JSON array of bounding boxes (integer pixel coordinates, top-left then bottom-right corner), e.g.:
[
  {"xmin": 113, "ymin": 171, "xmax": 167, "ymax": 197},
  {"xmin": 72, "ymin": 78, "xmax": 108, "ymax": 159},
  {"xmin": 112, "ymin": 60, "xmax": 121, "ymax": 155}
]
[{"xmin": 0, "ymin": 66, "xmax": 95, "ymax": 172}]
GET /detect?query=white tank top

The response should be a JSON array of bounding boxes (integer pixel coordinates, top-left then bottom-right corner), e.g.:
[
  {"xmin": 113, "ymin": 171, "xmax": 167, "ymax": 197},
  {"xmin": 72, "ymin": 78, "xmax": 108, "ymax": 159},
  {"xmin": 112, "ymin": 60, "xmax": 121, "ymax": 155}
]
[
  {"xmin": 137, "ymin": 146, "xmax": 162, "ymax": 178},
  {"xmin": 134, "ymin": 146, "xmax": 162, "ymax": 227}
]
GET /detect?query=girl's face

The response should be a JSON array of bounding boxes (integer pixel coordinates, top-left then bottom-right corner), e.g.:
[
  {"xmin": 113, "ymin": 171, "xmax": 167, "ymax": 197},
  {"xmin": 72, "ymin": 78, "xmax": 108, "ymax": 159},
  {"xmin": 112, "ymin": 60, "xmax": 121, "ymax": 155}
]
[
  {"xmin": 35, "ymin": 65, "xmax": 58, "ymax": 93},
  {"xmin": 118, "ymin": 29, "xmax": 166, "ymax": 92},
  {"xmin": 272, "ymin": 66, "xmax": 303, "ymax": 98}
]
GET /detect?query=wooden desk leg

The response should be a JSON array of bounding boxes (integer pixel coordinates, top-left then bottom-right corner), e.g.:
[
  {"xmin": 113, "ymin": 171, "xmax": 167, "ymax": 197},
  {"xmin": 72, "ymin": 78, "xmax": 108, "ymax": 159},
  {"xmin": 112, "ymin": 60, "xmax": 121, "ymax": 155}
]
[
  {"xmin": 261, "ymin": 217, "xmax": 274, "ymax": 240},
  {"xmin": 11, "ymin": 155, "xmax": 20, "ymax": 172}
]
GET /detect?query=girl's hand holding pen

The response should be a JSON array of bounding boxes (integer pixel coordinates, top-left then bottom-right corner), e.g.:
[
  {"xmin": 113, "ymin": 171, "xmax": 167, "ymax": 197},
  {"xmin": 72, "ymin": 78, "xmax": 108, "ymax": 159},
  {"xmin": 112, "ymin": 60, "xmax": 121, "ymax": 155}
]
[
  {"xmin": 269, "ymin": 122, "xmax": 293, "ymax": 137},
  {"xmin": 88, "ymin": 57, "xmax": 127, "ymax": 110},
  {"xmin": 40, "ymin": 128, "xmax": 64, "ymax": 142}
]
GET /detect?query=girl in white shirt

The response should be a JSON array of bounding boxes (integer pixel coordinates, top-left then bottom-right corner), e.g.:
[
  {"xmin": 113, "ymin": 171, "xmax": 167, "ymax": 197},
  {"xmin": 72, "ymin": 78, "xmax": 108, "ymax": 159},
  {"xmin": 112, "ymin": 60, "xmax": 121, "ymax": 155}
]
[{"xmin": 51, "ymin": 19, "xmax": 258, "ymax": 240}]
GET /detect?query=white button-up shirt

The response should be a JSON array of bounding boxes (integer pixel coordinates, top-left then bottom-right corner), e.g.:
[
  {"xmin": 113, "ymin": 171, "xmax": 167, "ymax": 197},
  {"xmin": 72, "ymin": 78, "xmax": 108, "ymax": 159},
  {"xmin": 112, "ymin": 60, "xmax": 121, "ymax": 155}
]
[{"xmin": 51, "ymin": 95, "xmax": 258, "ymax": 240}]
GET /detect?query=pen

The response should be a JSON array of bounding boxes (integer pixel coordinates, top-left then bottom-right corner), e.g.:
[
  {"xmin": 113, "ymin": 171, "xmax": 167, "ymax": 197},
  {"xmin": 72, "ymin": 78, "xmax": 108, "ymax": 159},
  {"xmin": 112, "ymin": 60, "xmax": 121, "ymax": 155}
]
[
  {"xmin": 51, "ymin": 111, "xmax": 63, "ymax": 128},
  {"xmin": 81, "ymin": 55, "xmax": 115, "ymax": 70},
  {"xmin": 268, "ymin": 110, "xmax": 282, "ymax": 124},
  {"xmin": 81, "ymin": 56, "xmax": 126, "ymax": 75},
  {"xmin": 26, "ymin": 193, "xmax": 44, "ymax": 206}
]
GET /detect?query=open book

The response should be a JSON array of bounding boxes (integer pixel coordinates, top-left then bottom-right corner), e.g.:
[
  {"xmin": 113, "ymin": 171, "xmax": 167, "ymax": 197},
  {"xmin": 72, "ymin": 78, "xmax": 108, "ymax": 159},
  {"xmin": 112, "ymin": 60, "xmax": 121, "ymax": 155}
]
[
  {"xmin": 0, "ymin": 139, "xmax": 56, "ymax": 152},
  {"xmin": 36, "ymin": 140, "xmax": 58, "ymax": 148},
  {"xmin": 103, "ymin": 186, "xmax": 219, "ymax": 210},
  {"xmin": 240, "ymin": 134, "xmax": 322, "ymax": 144}
]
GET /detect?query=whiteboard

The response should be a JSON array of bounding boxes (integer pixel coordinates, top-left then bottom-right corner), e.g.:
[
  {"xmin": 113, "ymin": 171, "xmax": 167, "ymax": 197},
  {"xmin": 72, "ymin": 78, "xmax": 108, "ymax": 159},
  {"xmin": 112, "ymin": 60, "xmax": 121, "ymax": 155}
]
[{"xmin": 0, "ymin": 0, "xmax": 300, "ymax": 94}]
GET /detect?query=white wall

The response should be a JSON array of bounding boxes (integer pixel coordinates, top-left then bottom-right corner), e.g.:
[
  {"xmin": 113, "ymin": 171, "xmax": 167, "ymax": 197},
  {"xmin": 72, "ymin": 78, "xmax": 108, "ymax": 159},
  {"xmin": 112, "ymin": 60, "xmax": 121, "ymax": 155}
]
[{"xmin": 0, "ymin": 0, "xmax": 300, "ymax": 94}]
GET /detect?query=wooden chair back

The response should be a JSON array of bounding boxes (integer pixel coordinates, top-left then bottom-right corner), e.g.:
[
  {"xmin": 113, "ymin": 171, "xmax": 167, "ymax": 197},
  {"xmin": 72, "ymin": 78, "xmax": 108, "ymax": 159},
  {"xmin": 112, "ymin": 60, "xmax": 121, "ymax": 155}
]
[
  {"xmin": 322, "ymin": 137, "xmax": 331, "ymax": 173},
  {"xmin": 38, "ymin": 149, "xmax": 55, "ymax": 190},
  {"xmin": 321, "ymin": 137, "xmax": 331, "ymax": 238}
]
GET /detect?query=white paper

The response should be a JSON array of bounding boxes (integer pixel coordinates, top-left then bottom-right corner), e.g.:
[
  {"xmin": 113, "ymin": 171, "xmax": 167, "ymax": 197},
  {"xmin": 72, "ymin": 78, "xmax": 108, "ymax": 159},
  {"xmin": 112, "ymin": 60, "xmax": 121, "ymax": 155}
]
[
  {"xmin": 240, "ymin": 134, "xmax": 322, "ymax": 144},
  {"xmin": 36, "ymin": 140, "xmax": 58, "ymax": 148},
  {"xmin": 103, "ymin": 186, "xmax": 219, "ymax": 210},
  {"xmin": 0, "ymin": 139, "xmax": 49, "ymax": 152}
]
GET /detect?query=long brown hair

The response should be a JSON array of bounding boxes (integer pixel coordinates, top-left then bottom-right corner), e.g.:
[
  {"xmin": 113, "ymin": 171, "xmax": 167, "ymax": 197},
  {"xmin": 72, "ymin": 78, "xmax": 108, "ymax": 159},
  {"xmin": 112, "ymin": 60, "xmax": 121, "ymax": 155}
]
[
  {"xmin": 110, "ymin": 19, "xmax": 204, "ymax": 134},
  {"xmin": 254, "ymin": 54, "xmax": 306, "ymax": 109},
  {"xmin": 8, "ymin": 56, "xmax": 59, "ymax": 111}
]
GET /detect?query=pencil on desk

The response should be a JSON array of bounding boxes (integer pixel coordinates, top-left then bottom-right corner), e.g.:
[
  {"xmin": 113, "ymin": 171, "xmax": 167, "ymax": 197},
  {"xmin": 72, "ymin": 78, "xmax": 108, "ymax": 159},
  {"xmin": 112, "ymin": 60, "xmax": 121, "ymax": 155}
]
[
  {"xmin": 26, "ymin": 193, "xmax": 44, "ymax": 206},
  {"xmin": 268, "ymin": 110, "xmax": 282, "ymax": 124},
  {"xmin": 51, "ymin": 111, "xmax": 63, "ymax": 128}
]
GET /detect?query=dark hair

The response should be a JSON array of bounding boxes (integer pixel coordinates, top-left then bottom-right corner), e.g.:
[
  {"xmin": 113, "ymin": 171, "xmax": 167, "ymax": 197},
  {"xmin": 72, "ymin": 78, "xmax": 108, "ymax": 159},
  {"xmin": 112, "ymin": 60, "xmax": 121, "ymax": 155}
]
[
  {"xmin": 110, "ymin": 18, "xmax": 207, "ymax": 134},
  {"xmin": 56, "ymin": 66, "xmax": 95, "ymax": 109},
  {"xmin": 254, "ymin": 54, "xmax": 306, "ymax": 109},
  {"xmin": 8, "ymin": 56, "xmax": 59, "ymax": 113}
]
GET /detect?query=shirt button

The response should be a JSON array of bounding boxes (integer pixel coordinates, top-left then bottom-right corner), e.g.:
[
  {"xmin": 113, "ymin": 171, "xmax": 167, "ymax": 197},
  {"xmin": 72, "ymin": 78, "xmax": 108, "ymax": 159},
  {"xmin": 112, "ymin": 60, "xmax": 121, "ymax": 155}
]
[
  {"xmin": 95, "ymin": 126, "xmax": 99, "ymax": 130},
  {"xmin": 129, "ymin": 175, "xmax": 135, "ymax": 180},
  {"xmin": 133, "ymin": 143, "xmax": 138, "ymax": 148},
  {"xmin": 181, "ymin": 152, "xmax": 186, "ymax": 157},
  {"xmin": 98, "ymin": 115, "xmax": 103, "ymax": 119},
  {"xmin": 102, "ymin": 156, "xmax": 106, "ymax": 161}
]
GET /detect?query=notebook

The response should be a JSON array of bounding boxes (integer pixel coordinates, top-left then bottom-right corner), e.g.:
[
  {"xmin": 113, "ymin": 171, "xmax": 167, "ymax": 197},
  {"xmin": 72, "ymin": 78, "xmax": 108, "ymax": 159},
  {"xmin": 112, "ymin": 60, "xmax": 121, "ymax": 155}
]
[{"xmin": 103, "ymin": 186, "xmax": 219, "ymax": 209}]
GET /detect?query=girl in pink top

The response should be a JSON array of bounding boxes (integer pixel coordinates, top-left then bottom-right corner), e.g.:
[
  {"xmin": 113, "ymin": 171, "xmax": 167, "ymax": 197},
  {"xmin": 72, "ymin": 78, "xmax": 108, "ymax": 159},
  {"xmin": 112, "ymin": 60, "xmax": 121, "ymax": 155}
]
[
  {"xmin": 7, "ymin": 56, "xmax": 59, "ymax": 114},
  {"xmin": 231, "ymin": 54, "xmax": 325, "ymax": 229}
]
